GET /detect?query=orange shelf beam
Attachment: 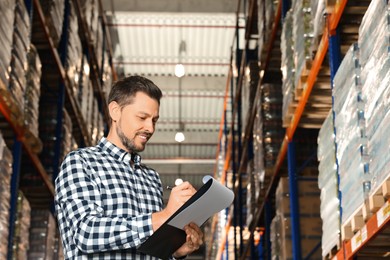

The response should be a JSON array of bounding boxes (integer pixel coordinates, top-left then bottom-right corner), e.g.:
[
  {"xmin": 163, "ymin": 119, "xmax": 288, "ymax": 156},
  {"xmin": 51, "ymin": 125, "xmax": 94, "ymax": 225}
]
[{"xmin": 333, "ymin": 199, "xmax": 390, "ymax": 259}]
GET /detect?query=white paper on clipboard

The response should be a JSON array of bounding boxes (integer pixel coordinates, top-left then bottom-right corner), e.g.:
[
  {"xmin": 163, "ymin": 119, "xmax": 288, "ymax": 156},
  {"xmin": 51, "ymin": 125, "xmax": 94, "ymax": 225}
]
[{"xmin": 167, "ymin": 175, "xmax": 234, "ymax": 229}]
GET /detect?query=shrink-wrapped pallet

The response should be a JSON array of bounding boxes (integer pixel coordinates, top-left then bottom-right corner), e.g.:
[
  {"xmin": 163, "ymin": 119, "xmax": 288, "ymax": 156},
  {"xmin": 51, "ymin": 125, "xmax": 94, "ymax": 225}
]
[{"xmin": 317, "ymin": 111, "xmax": 340, "ymax": 257}]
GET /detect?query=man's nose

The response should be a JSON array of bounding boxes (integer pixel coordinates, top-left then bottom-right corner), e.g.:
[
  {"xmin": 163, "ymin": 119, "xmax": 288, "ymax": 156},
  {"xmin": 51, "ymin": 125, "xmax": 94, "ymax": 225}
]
[{"xmin": 144, "ymin": 119, "xmax": 155, "ymax": 133}]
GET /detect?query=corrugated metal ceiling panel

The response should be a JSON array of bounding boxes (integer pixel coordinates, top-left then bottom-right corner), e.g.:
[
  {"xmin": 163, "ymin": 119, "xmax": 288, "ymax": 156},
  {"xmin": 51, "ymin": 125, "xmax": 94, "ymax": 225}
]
[{"xmin": 110, "ymin": 12, "xmax": 242, "ymax": 76}]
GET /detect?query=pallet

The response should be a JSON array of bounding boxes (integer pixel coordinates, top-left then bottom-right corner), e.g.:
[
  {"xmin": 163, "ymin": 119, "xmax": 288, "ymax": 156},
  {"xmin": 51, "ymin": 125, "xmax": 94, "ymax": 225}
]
[
  {"xmin": 323, "ymin": 241, "xmax": 341, "ymax": 260},
  {"xmin": 341, "ymin": 175, "xmax": 390, "ymax": 241}
]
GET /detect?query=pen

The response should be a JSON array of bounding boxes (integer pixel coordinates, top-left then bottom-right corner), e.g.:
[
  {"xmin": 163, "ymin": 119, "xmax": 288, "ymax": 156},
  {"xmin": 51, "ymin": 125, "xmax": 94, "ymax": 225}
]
[{"xmin": 166, "ymin": 185, "xmax": 174, "ymax": 190}]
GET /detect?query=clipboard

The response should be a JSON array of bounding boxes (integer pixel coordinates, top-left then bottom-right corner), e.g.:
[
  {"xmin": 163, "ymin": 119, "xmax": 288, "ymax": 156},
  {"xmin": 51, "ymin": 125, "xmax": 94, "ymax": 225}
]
[{"xmin": 138, "ymin": 176, "xmax": 234, "ymax": 259}]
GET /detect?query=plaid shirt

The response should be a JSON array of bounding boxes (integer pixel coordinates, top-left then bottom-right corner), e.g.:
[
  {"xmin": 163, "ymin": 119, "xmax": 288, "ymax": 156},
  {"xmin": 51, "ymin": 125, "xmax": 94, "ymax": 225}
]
[{"xmin": 55, "ymin": 137, "xmax": 165, "ymax": 259}]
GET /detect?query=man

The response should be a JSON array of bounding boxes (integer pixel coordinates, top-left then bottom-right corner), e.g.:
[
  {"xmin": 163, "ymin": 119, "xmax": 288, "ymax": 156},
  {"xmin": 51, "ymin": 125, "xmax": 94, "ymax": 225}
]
[{"xmin": 55, "ymin": 76, "xmax": 203, "ymax": 259}]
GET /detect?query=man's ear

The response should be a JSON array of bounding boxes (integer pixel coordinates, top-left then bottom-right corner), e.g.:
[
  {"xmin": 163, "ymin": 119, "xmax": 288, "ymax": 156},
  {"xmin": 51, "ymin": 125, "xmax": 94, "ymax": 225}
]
[{"xmin": 108, "ymin": 101, "xmax": 120, "ymax": 122}]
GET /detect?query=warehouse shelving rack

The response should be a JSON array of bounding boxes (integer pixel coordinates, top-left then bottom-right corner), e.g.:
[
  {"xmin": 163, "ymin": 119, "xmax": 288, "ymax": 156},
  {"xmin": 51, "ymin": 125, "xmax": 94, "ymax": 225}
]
[
  {"xmin": 0, "ymin": 0, "xmax": 116, "ymax": 258},
  {"xmin": 214, "ymin": 0, "xmax": 390, "ymax": 259}
]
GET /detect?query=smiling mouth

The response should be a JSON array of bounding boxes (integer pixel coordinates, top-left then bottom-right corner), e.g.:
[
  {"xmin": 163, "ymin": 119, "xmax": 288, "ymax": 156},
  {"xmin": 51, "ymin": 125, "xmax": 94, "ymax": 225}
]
[{"xmin": 137, "ymin": 133, "xmax": 151, "ymax": 141}]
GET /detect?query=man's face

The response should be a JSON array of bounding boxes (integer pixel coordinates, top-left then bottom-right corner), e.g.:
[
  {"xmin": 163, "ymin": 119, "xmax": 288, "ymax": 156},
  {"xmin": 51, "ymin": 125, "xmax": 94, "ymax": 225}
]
[{"xmin": 115, "ymin": 92, "xmax": 160, "ymax": 153}]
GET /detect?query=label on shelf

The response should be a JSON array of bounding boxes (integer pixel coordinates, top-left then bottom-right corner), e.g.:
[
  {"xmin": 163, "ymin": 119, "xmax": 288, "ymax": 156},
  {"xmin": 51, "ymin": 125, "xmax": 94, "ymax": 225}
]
[
  {"xmin": 351, "ymin": 226, "xmax": 367, "ymax": 252},
  {"xmin": 377, "ymin": 201, "xmax": 390, "ymax": 227}
]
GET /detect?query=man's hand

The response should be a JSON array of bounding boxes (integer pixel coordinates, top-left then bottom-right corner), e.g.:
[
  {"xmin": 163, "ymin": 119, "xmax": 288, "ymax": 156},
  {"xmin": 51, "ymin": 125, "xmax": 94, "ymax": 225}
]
[
  {"xmin": 165, "ymin": 182, "xmax": 197, "ymax": 216},
  {"xmin": 152, "ymin": 181, "xmax": 197, "ymax": 231},
  {"xmin": 173, "ymin": 222, "xmax": 204, "ymax": 258}
]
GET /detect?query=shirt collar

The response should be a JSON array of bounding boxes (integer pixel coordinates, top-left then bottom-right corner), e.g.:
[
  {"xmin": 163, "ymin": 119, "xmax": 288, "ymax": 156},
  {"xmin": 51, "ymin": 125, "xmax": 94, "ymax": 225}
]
[{"xmin": 98, "ymin": 137, "xmax": 141, "ymax": 163}]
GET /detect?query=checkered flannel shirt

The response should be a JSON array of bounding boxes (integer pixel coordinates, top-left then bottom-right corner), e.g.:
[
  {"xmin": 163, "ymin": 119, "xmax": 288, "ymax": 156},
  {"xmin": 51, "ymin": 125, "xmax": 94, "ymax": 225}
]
[{"xmin": 55, "ymin": 137, "xmax": 166, "ymax": 259}]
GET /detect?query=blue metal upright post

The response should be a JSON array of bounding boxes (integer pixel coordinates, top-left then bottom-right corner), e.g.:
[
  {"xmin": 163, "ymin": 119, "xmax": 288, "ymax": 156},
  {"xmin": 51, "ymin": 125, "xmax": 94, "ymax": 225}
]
[
  {"xmin": 328, "ymin": 28, "xmax": 341, "ymax": 81},
  {"xmin": 282, "ymin": 0, "xmax": 291, "ymax": 21},
  {"xmin": 328, "ymin": 26, "xmax": 343, "ymax": 232},
  {"xmin": 287, "ymin": 141, "xmax": 301, "ymax": 259},
  {"xmin": 52, "ymin": 0, "xmax": 71, "ymax": 185}
]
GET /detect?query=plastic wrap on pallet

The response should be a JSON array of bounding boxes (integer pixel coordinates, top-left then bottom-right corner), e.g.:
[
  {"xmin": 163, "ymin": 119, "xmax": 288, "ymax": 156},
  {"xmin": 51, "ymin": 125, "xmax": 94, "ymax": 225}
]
[
  {"xmin": 38, "ymin": 96, "xmax": 73, "ymax": 182},
  {"xmin": 79, "ymin": 0, "xmax": 100, "ymax": 46},
  {"xmin": 65, "ymin": 0, "xmax": 83, "ymax": 98},
  {"xmin": 13, "ymin": 191, "xmax": 32, "ymax": 260},
  {"xmin": 32, "ymin": 0, "xmax": 65, "ymax": 48},
  {"xmin": 274, "ymin": 177, "xmax": 322, "ymax": 260},
  {"xmin": 253, "ymin": 97, "xmax": 265, "ymax": 186},
  {"xmin": 261, "ymin": 84, "xmax": 284, "ymax": 169},
  {"xmin": 242, "ymin": 61, "xmax": 259, "ymax": 134},
  {"xmin": 25, "ymin": 44, "xmax": 42, "ymax": 140},
  {"xmin": 310, "ymin": 0, "xmax": 325, "ymax": 55},
  {"xmin": 0, "ymin": 132, "xmax": 13, "ymax": 259},
  {"xmin": 317, "ymin": 111, "xmax": 340, "ymax": 257},
  {"xmin": 271, "ymin": 214, "xmax": 282, "ymax": 260},
  {"xmin": 101, "ymin": 51, "xmax": 113, "ymax": 100},
  {"xmin": 28, "ymin": 210, "xmax": 56, "ymax": 259},
  {"xmin": 292, "ymin": 0, "xmax": 314, "ymax": 88},
  {"xmin": 333, "ymin": 43, "xmax": 369, "ymax": 224},
  {"xmin": 281, "ymin": 10, "xmax": 295, "ymax": 121},
  {"xmin": 0, "ymin": 0, "xmax": 16, "ymax": 83},
  {"xmin": 360, "ymin": 1, "xmax": 390, "ymax": 194},
  {"xmin": 257, "ymin": 0, "xmax": 276, "ymax": 61},
  {"xmin": 9, "ymin": 0, "xmax": 31, "ymax": 113},
  {"xmin": 358, "ymin": 0, "xmax": 388, "ymax": 66}
]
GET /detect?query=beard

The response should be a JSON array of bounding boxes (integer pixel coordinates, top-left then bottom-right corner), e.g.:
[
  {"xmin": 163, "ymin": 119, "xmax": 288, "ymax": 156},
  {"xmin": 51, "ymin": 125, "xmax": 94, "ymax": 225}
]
[{"xmin": 116, "ymin": 124, "xmax": 147, "ymax": 153}]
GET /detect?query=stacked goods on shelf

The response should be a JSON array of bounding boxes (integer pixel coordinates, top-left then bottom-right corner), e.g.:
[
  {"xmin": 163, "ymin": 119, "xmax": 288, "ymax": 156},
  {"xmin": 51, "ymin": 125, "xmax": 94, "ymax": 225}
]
[
  {"xmin": 359, "ymin": 0, "xmax": 390, "ymax": 196},
  {"xmin": 292, "ymin": 0, "xmax": 313, "ymax": 88},
  {"xmin": 0, "ymin": 133, "xmax": 13, "ymax": 259},
  {"xmin": 38, "ymin": 103, "xmax": 73, "ymax": 182},
  {"xmin": 280, "ymin": 9, "xmax": 294, "ymax": 125},
  {"xmin": 257, "ymin": 0, "xmax": 276, "ymax": 60},
  {"xmin": 79, "ymin": 55, "xmax": 97, "ymax": 140},
  {"xmin": 32, "ymin": 0, "xmax": 65, "ymax": 48},
  {"xmin": 53, "ymin": 228, "xmax": 64, "ymax": 260},
  {"xmin": 270, "ymin": 214, "xmax": 282, "ymax": 259},
  {"xmin": 242, "ymin": 61, "xmax": 259, "ymax": 129},
  {"xmin": 282, "ymin": 0, "xmax": 331, "ymax": 128},
  {"xmin": 317, "ymin": 111, "xmax": 341, "ymax": 257},
  {"xmin": 333, "ymin": 43, "xmax": 367, "ymax": 228},
  {"xmin": 80, "ymin": 0, "xmax": 103, "ymax": 67},
  {"xmin": 9, "ymin": 0, "xmax": 31, "ymax": 115},
  {"xmin": 65, "ymin": 0, "xmax": 83, "ymax": 98},
  {"xmin": 250, "ymin": 83, "xmax": 283, "ymax": 221},
  {"xmin": 310, "ymin": 0, "xmax": 325, "ymax": 55},
  {"xmin": 24, "ymin": 45, "xmax": 42, "ymax": 141},
  {"xmin": 28, "ymin": 210, "xmax": 56, "ymax": 259},
  {"xmin": 12, "ymin": 191, "xmax": 32, "ymax": 260},
  {"xmin": 0, "ymin": 0, "xmax": 15, "ymax": 85},
  {"xmin": 261, "ymin": 84, "xmax": 283, "ymax": 169},
  {"xmin": 91, "ymin": 98, "xmax": 105, "ymax": 144},
  {"xmin": 271, "ymin": 177, "xmax": 322, "ymax": 260},
  {"xmin": 101, "ymin": 51, "xmax": 113, "ymax": 100},
  {"xmin": 249, "ymin": 98, "xmax": 264, "ymax": 226}
]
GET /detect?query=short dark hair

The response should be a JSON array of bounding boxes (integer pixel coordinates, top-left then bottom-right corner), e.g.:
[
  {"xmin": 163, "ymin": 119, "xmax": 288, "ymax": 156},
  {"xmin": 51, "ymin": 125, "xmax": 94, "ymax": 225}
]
[{"xmin": 108, "ymin": 75, "xmax": 163, "ymax": 107}]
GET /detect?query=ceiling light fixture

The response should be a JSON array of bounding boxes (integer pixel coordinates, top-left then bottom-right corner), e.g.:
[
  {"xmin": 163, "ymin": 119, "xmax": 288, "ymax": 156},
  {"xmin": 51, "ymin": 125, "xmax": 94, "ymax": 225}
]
[
  {"xmin": 175, "ymin": 127, "xmax": 185, "ymax": 143},
  {"xmin": 174, "ymin": 40, "xmax": 187, "ymax": 78},
  {"xmin": 174, "ymin": 63, "xmax": 185, "ymax": 78}
]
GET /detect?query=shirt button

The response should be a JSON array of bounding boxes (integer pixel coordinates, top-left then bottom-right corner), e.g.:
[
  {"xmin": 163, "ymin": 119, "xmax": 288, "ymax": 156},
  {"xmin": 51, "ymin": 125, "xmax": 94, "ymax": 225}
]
[{"xmin": 133, "ymin": 154, "xmax": 141, "ymax": 163}]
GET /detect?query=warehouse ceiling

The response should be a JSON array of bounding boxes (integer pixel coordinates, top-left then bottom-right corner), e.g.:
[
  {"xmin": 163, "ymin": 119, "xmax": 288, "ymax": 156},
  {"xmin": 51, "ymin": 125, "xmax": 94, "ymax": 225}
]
[{"xmin": 101, "ymin": 0, "xmax": 246, "ymax": 190}]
